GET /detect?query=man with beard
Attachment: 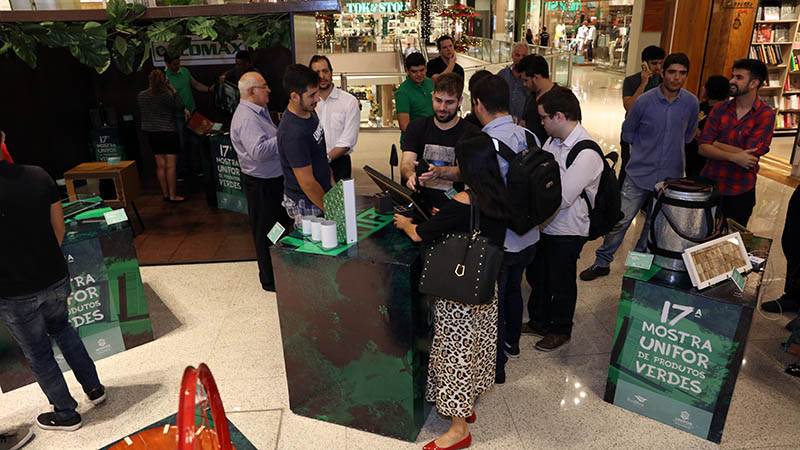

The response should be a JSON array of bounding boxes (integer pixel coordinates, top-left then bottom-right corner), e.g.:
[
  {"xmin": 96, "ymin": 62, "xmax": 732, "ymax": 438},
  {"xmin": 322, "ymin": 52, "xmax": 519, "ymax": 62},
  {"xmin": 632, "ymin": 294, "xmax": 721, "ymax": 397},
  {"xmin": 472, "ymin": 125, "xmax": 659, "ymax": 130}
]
[
  {"xmin": 401, "ymin": 73, "xmax": 479, "ymax": 210},
  {"xmin": 310, "ymin": 55, "xmax": 360, "ymax": 181},
  {"xmin": 581, "ymin": 53, "xmax": 698, "ymax": 281},
  {"xmin": 426, "ymin": 35, "xmax": 464, "ymax": 82},
  {"xmin": 277, "ymin": 64, "xmax": 334, "ymax": 227},
  {"xmin": 698, "ymin": 59, "xmax": 774, "ymax": 227},
  {"xmin": 496, "ymin": 42, "xmax": 530, "ymax": 122},
  {"xmin": 516, "ymin": 54, "xmax": 556, "ymax": 144}
]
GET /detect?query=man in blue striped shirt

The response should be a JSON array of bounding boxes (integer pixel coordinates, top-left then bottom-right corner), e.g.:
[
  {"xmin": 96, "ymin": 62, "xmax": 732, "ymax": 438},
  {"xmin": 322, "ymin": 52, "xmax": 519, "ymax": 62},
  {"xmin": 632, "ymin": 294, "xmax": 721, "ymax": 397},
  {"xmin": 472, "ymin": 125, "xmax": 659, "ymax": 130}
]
[
  {"xmin": 231, "ymin": 72, "xmax": 293, "ymax": 292},
  {"xmin": 471, "ymin": 74, "xmax": 541, "ymax": 384},
  {"xmin": 581, "ymin": 53, "xmax": 698, "ymax": 281}
]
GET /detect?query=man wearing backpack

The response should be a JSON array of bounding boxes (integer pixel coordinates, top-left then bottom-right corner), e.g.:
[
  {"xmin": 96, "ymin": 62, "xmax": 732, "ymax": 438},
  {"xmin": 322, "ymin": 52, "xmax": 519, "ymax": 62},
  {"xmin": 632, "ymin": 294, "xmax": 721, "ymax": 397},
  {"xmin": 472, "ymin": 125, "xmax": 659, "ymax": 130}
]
[
  {"xmin": 580, "ymin": 53, "xmax": 698, "ymax": 281},
  {"xmin": 524, "ymin": 86, "xmax": 603, "ymax": 351},
  {"xmin": 471, "ymin": 74, "xmax": 543, "ymax": 383}
]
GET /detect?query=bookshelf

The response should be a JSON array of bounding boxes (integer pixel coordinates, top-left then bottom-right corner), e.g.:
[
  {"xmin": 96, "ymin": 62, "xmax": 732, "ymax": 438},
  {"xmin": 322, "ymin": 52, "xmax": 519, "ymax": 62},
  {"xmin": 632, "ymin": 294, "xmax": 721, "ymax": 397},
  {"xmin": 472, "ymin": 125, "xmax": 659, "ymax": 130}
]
[{"xmin": 751, "ymin": 1, "xmax": 800, "ymax": 133}]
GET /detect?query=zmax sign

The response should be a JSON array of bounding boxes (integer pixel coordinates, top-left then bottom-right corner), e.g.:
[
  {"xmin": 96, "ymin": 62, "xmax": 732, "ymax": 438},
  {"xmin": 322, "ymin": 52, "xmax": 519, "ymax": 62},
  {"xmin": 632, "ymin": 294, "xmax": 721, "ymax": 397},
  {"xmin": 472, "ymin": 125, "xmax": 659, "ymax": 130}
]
[
  {"xmin": 345, "ymin": 2, "xmax": 408, "ymax": 14},
  {"xmin": 152, "ymin": 37, "xmax": 245, "ymax": 67}
]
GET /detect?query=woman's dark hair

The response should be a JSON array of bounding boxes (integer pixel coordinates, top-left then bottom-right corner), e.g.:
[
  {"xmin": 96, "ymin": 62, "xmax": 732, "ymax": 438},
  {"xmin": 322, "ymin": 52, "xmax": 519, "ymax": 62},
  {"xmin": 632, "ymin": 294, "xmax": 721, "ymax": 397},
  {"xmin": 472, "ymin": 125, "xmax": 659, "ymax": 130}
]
[
  {"xmin": 704, "ymin": 75, "xmax": 730, "ymax": 101},
  {"xmin": 455, "ymin": 132, "xmax": 511, "ymax": 221}
]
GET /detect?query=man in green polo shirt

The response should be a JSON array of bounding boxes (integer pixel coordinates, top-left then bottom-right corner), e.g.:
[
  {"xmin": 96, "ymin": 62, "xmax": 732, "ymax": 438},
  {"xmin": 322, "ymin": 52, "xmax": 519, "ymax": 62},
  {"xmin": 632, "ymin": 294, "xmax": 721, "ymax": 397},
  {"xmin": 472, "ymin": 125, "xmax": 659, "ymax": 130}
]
[
  {"xmin": 396, "ymin": 52, "xmax": 433, "ymax": 138},
  {"xmin": 164, "ymin": 53, "xmax": 214, "ymax": 177}
]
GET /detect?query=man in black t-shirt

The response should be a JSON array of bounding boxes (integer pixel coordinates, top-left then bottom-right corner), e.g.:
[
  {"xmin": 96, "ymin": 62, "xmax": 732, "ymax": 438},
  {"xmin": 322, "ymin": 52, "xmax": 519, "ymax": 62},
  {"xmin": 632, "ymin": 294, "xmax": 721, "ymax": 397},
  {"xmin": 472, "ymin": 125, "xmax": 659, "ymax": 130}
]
[
  {"xmin": 277, "ymin": 64, "xmax": 334, "ymax": 227},
  {"xmin": 539, "ymin": 27, "xmax": 550, "ymax": 47},
  {"xmin": 0, "ymin": 157, "xmax": 105, "ymax": 433},
  {"xmin": 426, "ymin": 35, "xmax": 465, "ymax": 82},
  {"xmin": 401, "ymin": 73, "xmax": 479, "ymax": 209},
  {"xmin": 516, "ymin": 54, "xmax": 556, "ymax": 145}
]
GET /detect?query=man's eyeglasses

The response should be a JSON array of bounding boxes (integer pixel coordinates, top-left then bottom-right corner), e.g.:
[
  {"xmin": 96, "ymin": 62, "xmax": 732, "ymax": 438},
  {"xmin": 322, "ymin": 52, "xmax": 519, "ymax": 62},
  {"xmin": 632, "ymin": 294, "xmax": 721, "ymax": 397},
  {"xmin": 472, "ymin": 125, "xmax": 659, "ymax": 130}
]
[
  {"xmin": 253, "ymin": 85, "xmax": 269, "ymax": 90},
  {"xmin": 539, "ymin": 113, "xmax": 554, "ymax": 122}
]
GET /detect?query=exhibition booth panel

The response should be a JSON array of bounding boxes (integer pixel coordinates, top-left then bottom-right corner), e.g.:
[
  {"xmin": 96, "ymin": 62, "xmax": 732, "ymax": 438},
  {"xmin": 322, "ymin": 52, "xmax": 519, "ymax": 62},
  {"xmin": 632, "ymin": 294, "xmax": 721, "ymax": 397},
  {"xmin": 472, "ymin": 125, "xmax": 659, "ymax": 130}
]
[
  {"xmin": 270, "ymin": 202, "xmax": 431, "ymax": 441},
  {"xmin": 0, "ymin": 199, "xmax": 153, "ymax": 392},
  {"xmin": 605, "ymin": 237, "xmax": 771, "ymax": 444}
]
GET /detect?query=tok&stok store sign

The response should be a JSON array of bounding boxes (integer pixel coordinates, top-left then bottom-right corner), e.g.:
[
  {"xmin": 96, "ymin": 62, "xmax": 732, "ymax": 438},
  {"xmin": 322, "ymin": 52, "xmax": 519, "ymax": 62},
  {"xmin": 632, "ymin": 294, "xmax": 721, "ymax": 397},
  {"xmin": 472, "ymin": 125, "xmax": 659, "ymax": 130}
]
[
  {"xmin": 344, "ymin": 1, "xmax": 409, "ymax": 14},
  {"xmin": 152, "ymin": 36, "xmax": 245, "ymax": 67}
]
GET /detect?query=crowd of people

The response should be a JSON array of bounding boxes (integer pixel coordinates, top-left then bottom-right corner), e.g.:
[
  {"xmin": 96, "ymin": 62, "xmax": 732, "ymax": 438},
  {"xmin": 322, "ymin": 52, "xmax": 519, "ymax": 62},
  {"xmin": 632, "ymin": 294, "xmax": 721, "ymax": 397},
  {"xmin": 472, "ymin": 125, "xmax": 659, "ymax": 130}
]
[{"xmin": 1, "ymin": 35, "xmax": 799, "ymax": 450}]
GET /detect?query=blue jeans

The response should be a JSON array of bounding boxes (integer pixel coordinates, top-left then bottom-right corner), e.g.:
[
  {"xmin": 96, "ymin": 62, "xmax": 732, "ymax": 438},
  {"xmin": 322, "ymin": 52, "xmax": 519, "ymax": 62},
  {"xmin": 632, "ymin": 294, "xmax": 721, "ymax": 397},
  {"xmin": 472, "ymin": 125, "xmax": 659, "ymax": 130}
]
[
  {"xmin": 0, "ymin": 277, "xmax": 101, "ymax": 420},
  {"xmin": 594, "ymin": 177, "xmax": 653, "ymax": 268},
  {"xmin": 496, "ymin": 243, "xmax": 537, "ymax": 370}
]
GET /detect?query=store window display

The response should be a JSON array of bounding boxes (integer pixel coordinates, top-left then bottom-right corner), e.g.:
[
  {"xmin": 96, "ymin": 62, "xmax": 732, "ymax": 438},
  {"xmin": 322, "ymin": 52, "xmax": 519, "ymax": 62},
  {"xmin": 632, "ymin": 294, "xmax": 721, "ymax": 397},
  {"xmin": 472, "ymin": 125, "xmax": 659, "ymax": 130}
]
[{"xmin": 541, "ymin": 0, "xmax": 633, "ymax": 71}]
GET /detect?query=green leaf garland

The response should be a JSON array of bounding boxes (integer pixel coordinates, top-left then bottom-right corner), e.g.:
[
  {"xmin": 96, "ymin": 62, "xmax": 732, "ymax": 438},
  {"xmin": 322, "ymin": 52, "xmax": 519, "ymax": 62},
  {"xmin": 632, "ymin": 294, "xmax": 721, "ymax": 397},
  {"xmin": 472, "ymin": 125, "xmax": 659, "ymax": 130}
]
[{"xmin": 0, "ymin": 1, "xmax": 291, "ymax": 75}]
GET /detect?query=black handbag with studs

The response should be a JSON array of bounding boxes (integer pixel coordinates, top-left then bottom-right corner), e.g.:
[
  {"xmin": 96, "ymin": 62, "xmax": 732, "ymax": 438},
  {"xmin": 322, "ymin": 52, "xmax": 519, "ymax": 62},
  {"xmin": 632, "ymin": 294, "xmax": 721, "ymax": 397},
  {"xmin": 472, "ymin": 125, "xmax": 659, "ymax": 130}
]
[{"xmin": 418, "ymin": 191, "xmax": 504, "ymax": 305}]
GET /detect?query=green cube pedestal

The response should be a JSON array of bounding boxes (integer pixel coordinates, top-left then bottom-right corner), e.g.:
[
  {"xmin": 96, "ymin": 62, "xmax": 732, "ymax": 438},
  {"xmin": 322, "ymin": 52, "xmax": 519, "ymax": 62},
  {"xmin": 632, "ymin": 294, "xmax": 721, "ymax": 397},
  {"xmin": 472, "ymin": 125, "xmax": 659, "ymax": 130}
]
[
  {"xmin": 270, "ymin": 208, "xmax": 432, "ymax": 441},
  {"xmin": 0, "ymin": 204, "xmax": 153, "ymax": 392},
  {"xmin": 604, "ymin": 237, "xmax": 771, "ymax": 443}
]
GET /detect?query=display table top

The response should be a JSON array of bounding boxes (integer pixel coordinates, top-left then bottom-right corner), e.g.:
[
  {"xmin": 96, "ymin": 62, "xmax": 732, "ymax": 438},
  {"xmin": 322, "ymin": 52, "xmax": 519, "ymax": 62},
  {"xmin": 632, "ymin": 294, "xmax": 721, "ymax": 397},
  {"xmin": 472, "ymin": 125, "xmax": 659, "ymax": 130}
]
[
  {"xmin": 275, "ymin": 197, "xmax": 420, "ymax": 266},
  {"xmin": 623, "ymin": 236, "xmax": 771, "ymax": 308}
]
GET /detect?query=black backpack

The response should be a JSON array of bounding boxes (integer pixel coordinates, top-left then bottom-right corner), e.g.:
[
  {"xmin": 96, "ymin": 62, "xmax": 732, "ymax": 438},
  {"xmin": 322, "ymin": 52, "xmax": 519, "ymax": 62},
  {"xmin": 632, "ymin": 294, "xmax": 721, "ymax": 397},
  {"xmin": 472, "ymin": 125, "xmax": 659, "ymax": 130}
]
[
  {"xmin": 566, "ymin": 140, "xmax": 623, "ymax": 240},
  {"xmin": 493, "ymin": 131, "xmax": 562, "ymax": 235}
]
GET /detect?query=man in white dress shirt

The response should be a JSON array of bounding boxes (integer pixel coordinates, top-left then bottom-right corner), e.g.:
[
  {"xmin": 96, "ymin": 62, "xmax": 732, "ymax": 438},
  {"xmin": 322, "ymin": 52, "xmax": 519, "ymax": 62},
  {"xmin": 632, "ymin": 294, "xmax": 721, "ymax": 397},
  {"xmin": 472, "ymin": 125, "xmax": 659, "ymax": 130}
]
[
  {"xmin": 574, "ymin": 22, "xmax": 588, "ymax": 54},
  {"xmin": 525, "ymin": 86, "xmax": 603, "ymax": 352},
  {"xmin": 310, "ymin": 55, "xmax": 360, "ymax": 181}
]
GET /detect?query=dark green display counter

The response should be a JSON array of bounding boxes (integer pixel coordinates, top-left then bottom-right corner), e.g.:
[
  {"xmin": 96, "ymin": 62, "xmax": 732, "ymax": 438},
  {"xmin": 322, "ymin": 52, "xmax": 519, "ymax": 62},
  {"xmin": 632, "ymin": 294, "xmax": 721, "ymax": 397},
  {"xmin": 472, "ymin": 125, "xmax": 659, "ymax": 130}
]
[
  {"xmin": 270, "ymin": 206, "xmax": 432, "ymax": 441},
  {"xmin": 604, "ymin": 237, "xmax": 771, "ymax": 443},
  {"xmin": 0, "ymin": 199, "xmax": 154, "ymax": 392}
]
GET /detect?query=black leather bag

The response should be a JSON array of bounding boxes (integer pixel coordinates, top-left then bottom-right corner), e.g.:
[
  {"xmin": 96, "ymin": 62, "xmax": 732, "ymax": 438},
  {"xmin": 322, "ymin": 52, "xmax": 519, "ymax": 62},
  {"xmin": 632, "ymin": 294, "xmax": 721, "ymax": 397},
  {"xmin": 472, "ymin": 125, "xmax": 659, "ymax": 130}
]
[{"xmin": 418, "ymin": 191, "xmax": 504, "ymax": 305}]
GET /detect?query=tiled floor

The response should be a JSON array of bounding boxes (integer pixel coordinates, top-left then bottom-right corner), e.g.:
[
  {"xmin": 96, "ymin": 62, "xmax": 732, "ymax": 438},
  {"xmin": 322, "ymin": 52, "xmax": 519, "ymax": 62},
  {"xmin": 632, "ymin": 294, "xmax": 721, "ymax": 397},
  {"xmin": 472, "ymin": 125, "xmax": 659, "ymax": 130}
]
[{"xmin": 3, "ymin": 67, "xmax": 799, "ymax": 449}]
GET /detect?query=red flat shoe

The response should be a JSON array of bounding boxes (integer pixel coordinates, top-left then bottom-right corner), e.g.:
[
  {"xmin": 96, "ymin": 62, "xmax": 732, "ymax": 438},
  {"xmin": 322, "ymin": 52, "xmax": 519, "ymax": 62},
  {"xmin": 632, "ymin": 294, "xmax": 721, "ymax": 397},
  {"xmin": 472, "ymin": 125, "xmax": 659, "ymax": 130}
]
[
  {"xmin": 466, "ymin": 412, "xmax": 476, "ymax": 423},
  {"xmin": 422, "ymin": 433, "xmax": 471, "ymax": 450}
]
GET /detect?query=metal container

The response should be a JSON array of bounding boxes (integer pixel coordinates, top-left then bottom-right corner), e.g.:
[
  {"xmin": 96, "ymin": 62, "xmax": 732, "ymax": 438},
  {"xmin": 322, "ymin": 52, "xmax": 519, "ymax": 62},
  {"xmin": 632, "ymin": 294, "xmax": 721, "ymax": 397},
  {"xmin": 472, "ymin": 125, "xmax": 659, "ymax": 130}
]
[{"xmin": 649, "ymin": 179, "xmax": 719, "ymax": 271}]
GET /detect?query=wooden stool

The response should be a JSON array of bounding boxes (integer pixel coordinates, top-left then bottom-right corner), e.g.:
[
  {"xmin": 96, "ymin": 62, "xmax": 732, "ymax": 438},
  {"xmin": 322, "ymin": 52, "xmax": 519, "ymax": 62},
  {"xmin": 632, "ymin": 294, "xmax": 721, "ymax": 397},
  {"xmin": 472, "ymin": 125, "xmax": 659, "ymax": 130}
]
[{"xmin": 64, "ymin": 161, "xmax": 144, "ymax": 229}]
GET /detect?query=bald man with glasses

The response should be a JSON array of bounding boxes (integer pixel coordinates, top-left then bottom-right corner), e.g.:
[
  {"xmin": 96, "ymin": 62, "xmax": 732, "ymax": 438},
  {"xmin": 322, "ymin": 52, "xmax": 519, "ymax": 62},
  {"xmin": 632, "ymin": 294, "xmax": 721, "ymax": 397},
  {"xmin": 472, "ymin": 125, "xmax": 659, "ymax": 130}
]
[{"xmin": 231, "ymin": 72, "xmax": 292, "ymax": 292}]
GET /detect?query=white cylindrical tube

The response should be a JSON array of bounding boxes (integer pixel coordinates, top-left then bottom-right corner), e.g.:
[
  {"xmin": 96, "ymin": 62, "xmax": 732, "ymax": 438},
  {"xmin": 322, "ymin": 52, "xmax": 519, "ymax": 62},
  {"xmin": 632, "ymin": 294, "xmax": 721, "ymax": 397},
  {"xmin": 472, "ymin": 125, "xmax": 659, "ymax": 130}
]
[
  {"xmin": 321, "ymin": 221, "xmax": 338, "ymax": 249},
  {"xmin": 301, "ymin": 216, "xmax": 314, "ymax": 235},
  {"xmin": 310, "ymin": 218, "xmax": 323, "ymax": 242}
]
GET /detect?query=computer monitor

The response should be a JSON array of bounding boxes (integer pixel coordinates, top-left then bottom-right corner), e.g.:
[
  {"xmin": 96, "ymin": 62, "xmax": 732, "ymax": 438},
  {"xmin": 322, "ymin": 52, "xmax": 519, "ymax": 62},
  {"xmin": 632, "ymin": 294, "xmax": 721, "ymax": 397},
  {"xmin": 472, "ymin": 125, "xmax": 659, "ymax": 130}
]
[{"xmin": 363, "ymin": 165, "xmax": 429, "ymax": 220}]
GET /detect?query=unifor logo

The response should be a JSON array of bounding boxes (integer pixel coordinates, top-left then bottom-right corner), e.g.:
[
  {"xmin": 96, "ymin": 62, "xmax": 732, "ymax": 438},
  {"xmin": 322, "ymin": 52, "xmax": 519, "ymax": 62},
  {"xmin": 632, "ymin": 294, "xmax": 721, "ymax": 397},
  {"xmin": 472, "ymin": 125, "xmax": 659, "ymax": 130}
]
[
  {"xmin": 680, "ymin": 411, "xmax": 690, "ymax": 420},
  {"xmin": 98, "ymin": 338, "xmax": 107, "ymax": 347},
  {"xmin": 634, "ymin": 395, "xmax": 647, "ymax": 404}
]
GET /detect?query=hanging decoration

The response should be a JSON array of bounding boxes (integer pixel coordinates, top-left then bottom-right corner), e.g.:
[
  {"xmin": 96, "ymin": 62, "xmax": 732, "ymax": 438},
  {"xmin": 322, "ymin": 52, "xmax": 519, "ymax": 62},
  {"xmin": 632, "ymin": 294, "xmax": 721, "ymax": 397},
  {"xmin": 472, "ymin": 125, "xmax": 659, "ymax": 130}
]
[{"xmin": 420, "ymin": 0, "xmax": 432, "ymax": 44}]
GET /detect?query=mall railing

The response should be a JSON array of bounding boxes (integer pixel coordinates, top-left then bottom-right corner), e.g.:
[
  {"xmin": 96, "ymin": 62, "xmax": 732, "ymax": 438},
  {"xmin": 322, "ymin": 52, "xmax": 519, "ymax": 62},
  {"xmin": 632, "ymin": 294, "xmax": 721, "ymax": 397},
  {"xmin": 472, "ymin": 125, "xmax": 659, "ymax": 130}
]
[
  {"xmin": 466, "ymin": 37, "xmax": 572, "ymax": 87},
  {"xmin": 330, "ymin": 36, "xmax": 572, "ymax": 130}
]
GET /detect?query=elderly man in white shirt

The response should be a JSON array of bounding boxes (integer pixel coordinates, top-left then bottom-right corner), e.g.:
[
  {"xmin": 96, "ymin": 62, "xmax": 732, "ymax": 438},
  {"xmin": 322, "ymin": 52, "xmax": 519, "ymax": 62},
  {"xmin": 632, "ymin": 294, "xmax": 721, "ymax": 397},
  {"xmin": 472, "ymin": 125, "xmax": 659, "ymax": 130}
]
[
  {"xmin": 310, "ymin": 55, "xmax": 361, "ymax": 181},
  {"xmin": 524, "ymin": 86, "xmax": 603, "ymax": 352}
]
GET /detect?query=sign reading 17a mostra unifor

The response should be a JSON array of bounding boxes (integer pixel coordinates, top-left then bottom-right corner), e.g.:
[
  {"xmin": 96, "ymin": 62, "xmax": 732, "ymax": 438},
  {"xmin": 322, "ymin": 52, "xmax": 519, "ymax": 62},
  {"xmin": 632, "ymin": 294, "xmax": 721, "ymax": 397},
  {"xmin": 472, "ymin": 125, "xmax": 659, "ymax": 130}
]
[{"xmin": 606, "ymin": 277, "xmax": 747, "ymax": 443}]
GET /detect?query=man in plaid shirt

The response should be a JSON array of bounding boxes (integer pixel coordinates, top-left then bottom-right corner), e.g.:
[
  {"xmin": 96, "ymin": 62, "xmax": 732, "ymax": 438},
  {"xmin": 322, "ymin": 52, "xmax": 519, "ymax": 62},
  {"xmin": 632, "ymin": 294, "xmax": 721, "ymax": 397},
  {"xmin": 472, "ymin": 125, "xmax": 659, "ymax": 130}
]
[{"xmin": 698, "ymin": 59, "xmax": 774, "ymax": 227}]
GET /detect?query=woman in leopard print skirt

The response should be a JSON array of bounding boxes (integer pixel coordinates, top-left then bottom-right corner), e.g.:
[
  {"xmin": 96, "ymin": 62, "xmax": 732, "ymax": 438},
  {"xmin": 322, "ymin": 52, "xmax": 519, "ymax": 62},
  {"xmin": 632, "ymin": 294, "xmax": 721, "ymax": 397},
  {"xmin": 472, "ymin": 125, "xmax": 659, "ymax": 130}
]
[{"xmin": 395, "ymin": 133, "xmax": 509, "ymax": 450}]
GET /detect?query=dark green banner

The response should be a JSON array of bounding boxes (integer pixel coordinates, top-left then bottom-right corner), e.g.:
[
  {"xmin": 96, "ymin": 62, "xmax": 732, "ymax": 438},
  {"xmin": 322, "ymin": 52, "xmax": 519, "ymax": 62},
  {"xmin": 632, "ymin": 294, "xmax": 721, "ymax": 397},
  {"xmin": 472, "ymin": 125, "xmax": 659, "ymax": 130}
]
[
  {"xmin": 606, "ymin": 273, "xmax": 749, "ymax": 443},
  {"xmin": 90, "ymin": 128, "xmax": 125, "ymax": 162},
  {"xmin": 210, "ymin": 134, "xmax": 247, "ymax": 214}
]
